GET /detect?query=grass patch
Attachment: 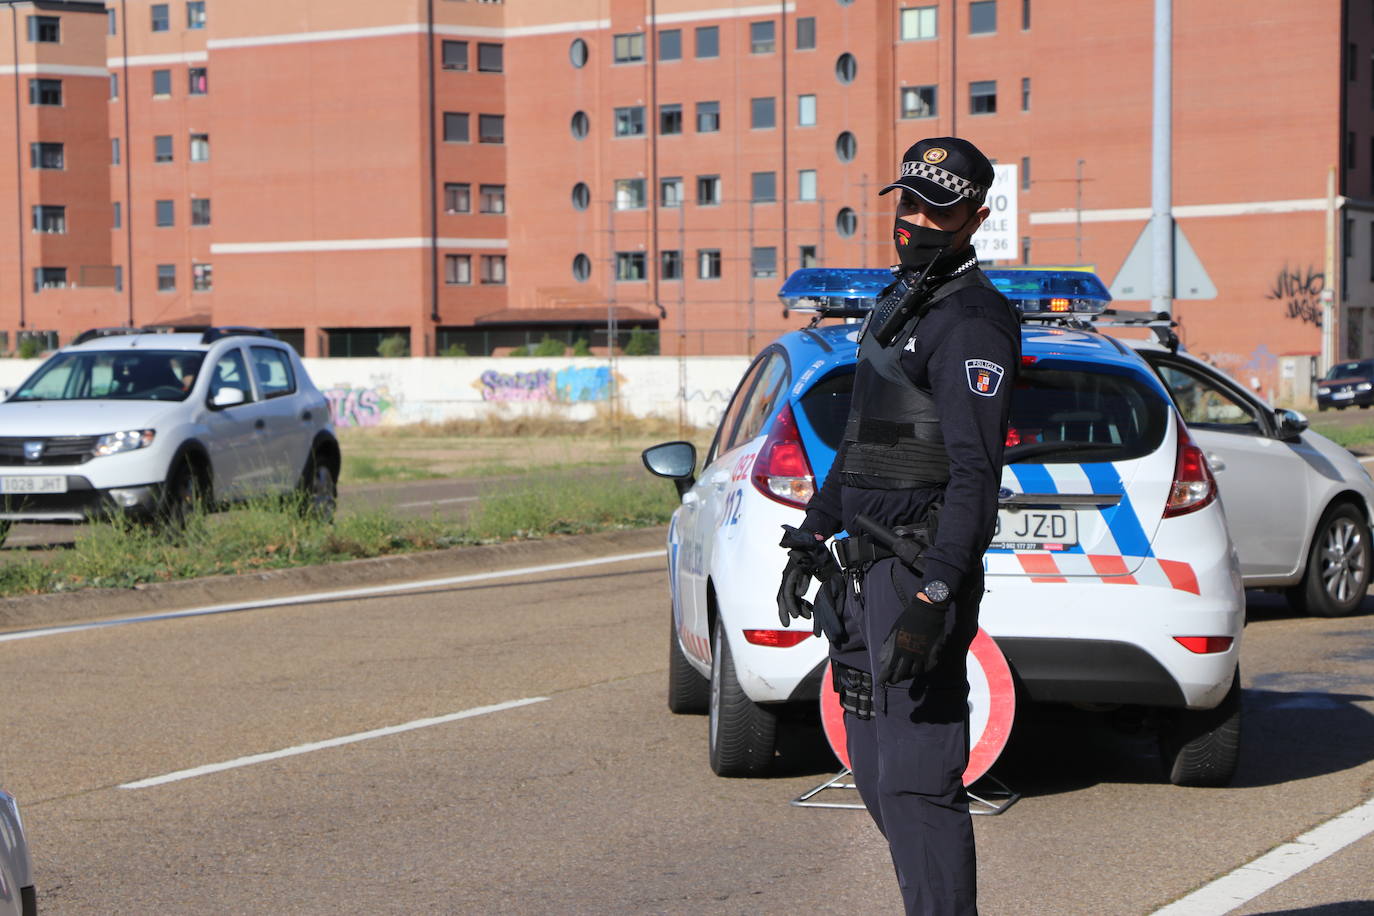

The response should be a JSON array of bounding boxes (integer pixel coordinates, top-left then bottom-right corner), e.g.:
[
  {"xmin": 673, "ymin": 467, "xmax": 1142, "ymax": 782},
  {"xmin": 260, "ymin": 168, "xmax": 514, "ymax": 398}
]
[
  {"xmin": 341, "ymin": 453, "xmax": 446, "ymax": 483},
  {"xmin": 0, "ymin": 475, "xmax": 680, "ymax": 599},
  {"xmin": 1307, "ymin": 420, "xmax": 1374, "ymax": 449}
]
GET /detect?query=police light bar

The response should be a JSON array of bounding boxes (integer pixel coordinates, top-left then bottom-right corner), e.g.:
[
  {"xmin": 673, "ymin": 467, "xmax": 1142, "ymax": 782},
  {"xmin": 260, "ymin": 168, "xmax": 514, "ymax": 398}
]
[
  {"xmin": 984, "ymin": 268, "xmax": 1112, "ymax": 317},
  {"xmin": 777, "ymin": 267, "xmax": 893, "ymax": 318}
]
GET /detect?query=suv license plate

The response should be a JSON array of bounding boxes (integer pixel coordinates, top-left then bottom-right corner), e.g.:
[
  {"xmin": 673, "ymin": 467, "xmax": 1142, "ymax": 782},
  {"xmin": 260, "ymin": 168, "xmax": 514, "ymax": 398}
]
[
  {"xmin": 1333, "ymin": 390, "xmax": 1355, "ymax": 400},
  {"xmin": 0, "ymin": 475, "xmax": 67, "ymax": 494},
  {"xmin": 991, "ymin": 509, "xmax": 1077, "ymax": 549}
]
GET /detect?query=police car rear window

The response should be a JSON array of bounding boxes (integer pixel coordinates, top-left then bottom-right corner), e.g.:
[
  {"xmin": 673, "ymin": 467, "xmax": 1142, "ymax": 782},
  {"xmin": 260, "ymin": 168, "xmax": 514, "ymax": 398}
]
[
  {"xmin": 797, "ymin": 370, "xmax": 853, "ymax": 451},
  {"xmin": 1007, "ymin": 366, "xmax": 1169, "ymax": 464}
]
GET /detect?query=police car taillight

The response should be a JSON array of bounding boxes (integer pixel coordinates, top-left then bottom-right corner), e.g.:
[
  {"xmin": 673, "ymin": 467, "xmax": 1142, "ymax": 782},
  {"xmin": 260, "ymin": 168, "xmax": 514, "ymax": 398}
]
[
  {"xmin": 751, "ymin": 404, "xmax": 815, "ymax": 508},
  {"xmin": 1163, "ymin": 416, "xmax": 1217, "ymax": 518}
]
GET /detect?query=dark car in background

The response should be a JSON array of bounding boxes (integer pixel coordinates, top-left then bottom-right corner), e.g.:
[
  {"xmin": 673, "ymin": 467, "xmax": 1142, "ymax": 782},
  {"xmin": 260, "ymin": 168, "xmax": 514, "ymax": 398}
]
[{"xmin": 1316, "ymin": 359, "xmax": 1374, "ymax": 411}]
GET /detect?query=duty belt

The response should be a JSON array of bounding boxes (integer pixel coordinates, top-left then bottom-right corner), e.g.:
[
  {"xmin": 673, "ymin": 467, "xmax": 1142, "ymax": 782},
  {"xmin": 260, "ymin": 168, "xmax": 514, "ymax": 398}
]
[{"xmin": 834, "ymin": 525, "xmax": 932, "ymax": 570}]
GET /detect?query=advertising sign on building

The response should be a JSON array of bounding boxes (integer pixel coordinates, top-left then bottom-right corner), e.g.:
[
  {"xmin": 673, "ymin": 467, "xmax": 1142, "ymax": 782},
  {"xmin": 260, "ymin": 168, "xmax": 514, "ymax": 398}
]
[{"xmin": 972, "ymin": 164, "xmax": 1018, "ymax": 264}]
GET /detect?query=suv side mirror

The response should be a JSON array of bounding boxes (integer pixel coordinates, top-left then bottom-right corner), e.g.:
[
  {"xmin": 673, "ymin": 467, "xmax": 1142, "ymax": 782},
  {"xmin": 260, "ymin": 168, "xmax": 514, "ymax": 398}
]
[
  {"xmin": 1275, "ymin": 407, "xmax": 1308, "ymax": 441},
  {"xmin": 642, "ymin": 441, "xmax": 697, "ymax": 498},
  {"xmin": 211, "ymin": 387, "xmax": 247, "ymax": 409}
]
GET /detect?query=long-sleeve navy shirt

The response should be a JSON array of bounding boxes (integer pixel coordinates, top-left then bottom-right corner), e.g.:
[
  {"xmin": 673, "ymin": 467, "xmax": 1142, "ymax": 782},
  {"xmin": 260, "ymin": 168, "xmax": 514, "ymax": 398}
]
[{"xmin": 804, "ymin": 274, "xmax": 1020, "ymax": 595}]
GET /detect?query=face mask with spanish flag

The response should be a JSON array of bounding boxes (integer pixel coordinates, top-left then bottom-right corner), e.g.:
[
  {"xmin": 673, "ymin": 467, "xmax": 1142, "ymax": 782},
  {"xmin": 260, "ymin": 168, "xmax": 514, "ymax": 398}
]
[{"xmin": 893, "ymin": 218, "xmax": 957, "ymax": 272}]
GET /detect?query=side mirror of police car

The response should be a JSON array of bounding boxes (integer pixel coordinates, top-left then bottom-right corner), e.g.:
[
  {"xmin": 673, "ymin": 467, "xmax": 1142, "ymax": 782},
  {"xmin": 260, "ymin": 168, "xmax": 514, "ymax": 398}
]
[
  {"xmin": 211, "ymin": 387, "xmax": 247, "ymax": 409},
  {"xmin": 642, "ymin": 441, "xmax": 697, "ymax": 499},
  {"xmin": 1275, "ymin": 408, "xmax": 1309, "ymax": 441}
]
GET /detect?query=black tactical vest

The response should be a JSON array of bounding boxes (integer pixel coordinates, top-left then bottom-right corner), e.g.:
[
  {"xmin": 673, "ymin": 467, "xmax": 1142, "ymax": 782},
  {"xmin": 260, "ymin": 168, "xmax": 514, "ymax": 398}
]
[{"xmin": 840, "ymin": 270, "xmax": 1001, "ymax": 489}]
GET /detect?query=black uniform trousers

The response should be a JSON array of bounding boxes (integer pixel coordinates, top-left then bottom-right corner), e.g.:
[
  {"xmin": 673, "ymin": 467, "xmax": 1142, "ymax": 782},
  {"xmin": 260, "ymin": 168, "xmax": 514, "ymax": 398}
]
[{"xmin": 831, "ymin": 555, "xmax": 984, "ymax": 916}]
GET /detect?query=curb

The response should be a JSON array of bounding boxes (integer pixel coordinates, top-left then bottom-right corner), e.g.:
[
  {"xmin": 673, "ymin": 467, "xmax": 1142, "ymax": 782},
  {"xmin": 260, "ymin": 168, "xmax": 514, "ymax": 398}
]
[{"xmin": 0, "ymin": 526, "xmax": 668, "ymax": 635}]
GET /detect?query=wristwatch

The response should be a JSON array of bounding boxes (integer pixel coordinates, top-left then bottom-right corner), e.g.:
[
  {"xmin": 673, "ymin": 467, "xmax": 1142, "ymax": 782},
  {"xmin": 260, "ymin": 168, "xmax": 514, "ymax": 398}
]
[{"xmin": 922, "ymin": 580, "xmax": 951, "ymax": 604}]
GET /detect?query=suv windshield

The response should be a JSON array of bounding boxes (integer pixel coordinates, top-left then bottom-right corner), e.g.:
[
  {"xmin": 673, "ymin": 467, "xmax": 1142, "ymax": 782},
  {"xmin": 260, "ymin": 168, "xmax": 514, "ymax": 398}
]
[
  {"xmin": 12, "ymin": 350, "xmax": 205, "ymax": 402},
  {"xmin": 1007, "ymin": 364, "xmax": 1170, "ymax": 463}
]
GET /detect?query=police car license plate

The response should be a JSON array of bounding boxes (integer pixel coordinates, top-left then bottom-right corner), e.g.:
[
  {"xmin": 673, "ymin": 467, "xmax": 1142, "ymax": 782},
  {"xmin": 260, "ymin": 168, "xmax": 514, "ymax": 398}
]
[
  {"xmin": 991, "ymin": 509, "xmax": 1077, "ymax": 550},
  {"xmin": 0, "ymin": 475, "xmax": 67, "ymax": 494},
  {"xmin": 1333, "ymin": 390, "xmax": 1355, "ymax": 400}
]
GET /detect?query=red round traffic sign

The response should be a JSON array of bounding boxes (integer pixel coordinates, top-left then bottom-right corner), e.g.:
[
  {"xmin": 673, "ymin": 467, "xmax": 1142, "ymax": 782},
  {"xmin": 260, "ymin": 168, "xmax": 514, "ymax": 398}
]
[{"xmin": 820, "ymin": 627, "xmax": 1016, "ymax": 785}]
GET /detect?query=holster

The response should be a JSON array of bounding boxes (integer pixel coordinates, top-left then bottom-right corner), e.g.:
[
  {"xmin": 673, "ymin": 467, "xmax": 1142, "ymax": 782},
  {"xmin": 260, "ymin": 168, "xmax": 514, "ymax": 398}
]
[
  {"xmin": 834, "ymin": 520, "xmax": 935, "ymax": 572},
  {"xmin": 831, "ymin": 660, "xmax": 874, "ymax": 720}
]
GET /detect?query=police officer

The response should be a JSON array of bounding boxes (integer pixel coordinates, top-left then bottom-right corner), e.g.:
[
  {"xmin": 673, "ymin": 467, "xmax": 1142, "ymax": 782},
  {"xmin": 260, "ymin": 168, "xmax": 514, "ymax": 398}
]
[{"xmin": 779, "ymin": 137, "xmax": 1019, "ymax": 916}]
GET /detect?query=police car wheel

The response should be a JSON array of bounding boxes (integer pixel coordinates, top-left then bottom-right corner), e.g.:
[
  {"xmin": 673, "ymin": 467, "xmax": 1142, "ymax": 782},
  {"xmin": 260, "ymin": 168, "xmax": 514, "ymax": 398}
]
[
  {"xmin": 1159, "ymin": 668, "xmax": 1241, "ymax": 788},
  {"xmin": 1286, "ymin": 503, "xmax": 1371, "ymax": 618},
  {"xmin": 0, "ymin": 520, "xmax": 9, "ymax": 548},
  {"xmin": 708, "ymin": 617, "xmax": 778, "ymax": 777},
  {"xmin": 667, "ymin": 614, "xmax": 709, "ymax": 714}
]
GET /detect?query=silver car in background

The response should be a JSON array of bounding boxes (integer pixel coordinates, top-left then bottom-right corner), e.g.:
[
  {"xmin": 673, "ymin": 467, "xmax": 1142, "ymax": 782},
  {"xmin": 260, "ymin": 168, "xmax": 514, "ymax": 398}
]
[
  {"xmin": 0, "ymin": 790, "xmax": 34, "ymax": 916},
  {"xmin": 1129, "ymin": 340, "xmax": 1374, "ymax": 617}
]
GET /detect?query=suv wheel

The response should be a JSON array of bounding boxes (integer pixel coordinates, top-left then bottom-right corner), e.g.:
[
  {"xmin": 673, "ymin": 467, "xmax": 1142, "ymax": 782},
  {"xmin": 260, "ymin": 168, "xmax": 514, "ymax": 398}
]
[
  {"xmin": 1286, "ymin": 503, "xmax": 1371, "ymax": 618},
  {"xmin": 667, "ymin": 614, "xmax": 709, "ymax": 714},
  {"xmin": 1159, "ymin": 669, "xmax": 1241, "ymax": 787},
  {"xmin": 299, "ymin": 458, "xmax": 337, "ymax": 521},
  {"xmin": 708, "ymin": 616, "xmax": 778, "ymax": 777}
]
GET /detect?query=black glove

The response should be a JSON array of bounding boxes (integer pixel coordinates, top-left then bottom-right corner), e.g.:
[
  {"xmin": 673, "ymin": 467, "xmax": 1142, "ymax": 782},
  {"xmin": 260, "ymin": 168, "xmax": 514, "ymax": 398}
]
[
  {"xmin": 877, "ymin": 582, "xmax": 951, "ymax": 685},
  {"xmin": 777, "ymin": 526, "xmax": 843, "ymax": 638}
]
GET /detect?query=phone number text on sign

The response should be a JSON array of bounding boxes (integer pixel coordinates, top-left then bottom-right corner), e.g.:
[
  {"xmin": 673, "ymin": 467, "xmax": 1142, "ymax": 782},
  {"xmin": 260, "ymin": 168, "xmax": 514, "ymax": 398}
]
[{"xmin": 971, "ymin": 163, "xmax": 1019, "ymax": 263}]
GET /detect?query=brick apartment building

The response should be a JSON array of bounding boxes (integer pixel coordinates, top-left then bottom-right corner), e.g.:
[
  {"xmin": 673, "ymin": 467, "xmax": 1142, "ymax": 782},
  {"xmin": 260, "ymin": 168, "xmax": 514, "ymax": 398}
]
[{"xmin": 0, "ymin": 0, "xmax": 1369, "ymax": 397}]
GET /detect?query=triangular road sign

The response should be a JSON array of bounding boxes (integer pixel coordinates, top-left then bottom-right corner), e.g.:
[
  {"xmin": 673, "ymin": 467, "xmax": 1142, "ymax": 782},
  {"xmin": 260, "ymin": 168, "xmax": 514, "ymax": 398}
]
[{"xmin": 1109, "ymin": 221, "xmax": 1217, "ymax": 300}]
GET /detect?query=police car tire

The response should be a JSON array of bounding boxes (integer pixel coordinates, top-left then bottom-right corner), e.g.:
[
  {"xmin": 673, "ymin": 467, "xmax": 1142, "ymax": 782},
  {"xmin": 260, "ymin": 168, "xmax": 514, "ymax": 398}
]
[
  {"xmin": 1287, "ymin": 503, "xmax": 1371, "ymax": 618},
  {"xmin": 667, "ymin": 615, "xmax": 709, "ymax": 714},
  {"xmin": 0, "ymin": 520, "xmax": 9, "ymax": 548},
  {"xmin": 708, "ymin": 617, "xmax": 778, "ymax": 777},
  {"xmin": 1159, "ymin": 669, "xmax": 1241, "ymax": 788}
]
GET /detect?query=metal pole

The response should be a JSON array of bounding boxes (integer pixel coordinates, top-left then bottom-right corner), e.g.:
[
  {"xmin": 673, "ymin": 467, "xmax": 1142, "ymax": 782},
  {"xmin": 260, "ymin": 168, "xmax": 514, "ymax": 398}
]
[
  {"xmin": 1150, "ymin": 0, "xmax": 1173, "ymax": 315},
  {"xmin": 1322, "ymin": 165, "xmax": 1336, "ymax": 374}
]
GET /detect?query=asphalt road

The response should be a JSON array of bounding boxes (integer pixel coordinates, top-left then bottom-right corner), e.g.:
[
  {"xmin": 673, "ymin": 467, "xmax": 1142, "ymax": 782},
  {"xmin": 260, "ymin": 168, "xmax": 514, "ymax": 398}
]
[{"xmin": 1, "ymin": 536, "xmax": 1372, "ymax": 915}]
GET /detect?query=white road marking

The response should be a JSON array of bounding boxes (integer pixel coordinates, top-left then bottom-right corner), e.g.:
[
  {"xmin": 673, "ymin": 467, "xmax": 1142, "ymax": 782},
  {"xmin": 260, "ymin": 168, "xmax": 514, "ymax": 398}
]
[
  {"xmin": 0, "ymin": 550, "xmax": 663, "ymax": 644},
  {"xmin": 1150, "ymin": 794, "xmax": 1374, "ymax": 915},
  {"xmin": 395, "ymin": 496, "xmax": 480, "ymax": 508},
  {"xmin": 119, "ymin": 697, "xmax": 549, "ymax": 789},
  {"xmin": 1359, "ymin": 455, "xmax": 1374, "ymax": 464}
]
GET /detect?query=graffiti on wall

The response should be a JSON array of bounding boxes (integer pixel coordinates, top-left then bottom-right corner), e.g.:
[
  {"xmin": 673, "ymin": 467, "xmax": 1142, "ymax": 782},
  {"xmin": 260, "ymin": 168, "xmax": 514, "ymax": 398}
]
[
  {"xmin": 685, "ymin": 387, "xmax": 733, "ymax": 427},
  {"xmin": 1267, "ymin": 265, "xmax": 1325, "ymax": 326},
  {"xmin": 325, "ymin": 386, "xmax": 395, "ymax": 428},
  {"xmin": 478, "ymin": 366, "xmax": 615, "ymax": 403}
]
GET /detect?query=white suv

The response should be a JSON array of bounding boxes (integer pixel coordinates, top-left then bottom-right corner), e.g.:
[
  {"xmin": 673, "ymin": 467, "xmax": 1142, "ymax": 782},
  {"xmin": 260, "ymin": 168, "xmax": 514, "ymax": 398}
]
[{"xmin": 0, "ymin": 327, "xmax": 340, "ymax": 544}]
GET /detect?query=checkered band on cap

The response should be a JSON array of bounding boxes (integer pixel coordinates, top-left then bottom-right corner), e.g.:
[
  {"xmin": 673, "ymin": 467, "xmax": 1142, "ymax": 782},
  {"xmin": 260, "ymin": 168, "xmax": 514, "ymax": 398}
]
[{"xmin": 900, "ymin": 160, "xmax": 985, "ymax": 199}]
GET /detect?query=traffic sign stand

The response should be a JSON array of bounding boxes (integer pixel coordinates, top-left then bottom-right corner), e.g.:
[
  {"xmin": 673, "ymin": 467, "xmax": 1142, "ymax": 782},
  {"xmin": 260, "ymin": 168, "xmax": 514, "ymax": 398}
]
[{"xmin": 791, "ymin": 630, "xmax": 1021, "ymax": 816}]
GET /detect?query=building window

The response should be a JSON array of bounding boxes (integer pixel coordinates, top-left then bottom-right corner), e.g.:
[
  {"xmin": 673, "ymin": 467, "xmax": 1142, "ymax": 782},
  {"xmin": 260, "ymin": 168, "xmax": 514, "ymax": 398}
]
[
  {"xmin": 798, "ymin": 94, "xmax": 816, "ymax": 126},
  {"xmin": 30, "ymin": 142, "xmax": 63, "ymax": 170},
  {"xmin": 29, "ymin": 79, "xmax": 61, "ymax": 106},
  {"xmin": 1021, "ymin": 77, "xmax": 1031, "ymax": 110},
  {"xmin": 32, "ymin": 206, "xmax": 66, "ymax": 234},
  {"xmin": 190, "ymin": 133, "xmax": 209, "ymax": 161},
  {"xmin": 571, "ymin": 110, "xmax": 589, "ymax": 139},
  {"xmin": 659, "ymin": 29, "xmax": 681, "ymax": 61},
  {"xmin": 478, "ymin": 43, "xmax": 503, "ymax": 72},
  {"xmin": 901, "ymin": 6, "xmax": 937, "ymax": 40},
  {"xmin": 572, "ymin": 253, "xmax": 591, "ymax": 282},
  {"xmin": 614, "ymin": 32, "xmax": 645, "ymax": 63},
  {"xmin": 110, "ymin": 73, "xmax": 118, "ymax": 99},
  {"xmin": 113, "ymin": 201, "xmax": 121, "ymax": 229},
  {"xmin": 798, "ymin": 169, "xmax": 817, "ymax": 201},
  {"xmin": 835, "ymin": 53, "xmax": 857, "ymax": 84},
  {"xmin": 191, "ymin": 197, "xmax": 211, "ymax": 226},
  {"xmin": 152, "ymin": 69, "xmax": 172, "ymax": 96},
  {"xmin": 752, "ymin": 171, "xmax": 777, "ymax": 203},
  {"xmin": 614, "ymin": 178, "xmax": 646, "ymax": 210},
  {"xmin": 1022, "ymin": 0, "xmax": 1031, "ymax": 29},
  {"xmin": 157, "ymin": 264, "xmax": 176, "ymax": 292},
  {"xmin": 1349, "ymin": 130, "xmax": 1357, "ymax": 166},
  {"xmin": 696, "ymin": 100, "xmax": 720, "ymax": 132},
  {"xmin": 1020, "ymin": 156, "xmax": 1031, "ymax": 190},
  {"xmin": 698, "ymin": 249, "xmax": 721, "ymax": 279},
  {"xmin": 478, "ymin": 114, "xmax": 504, "ymax": 143},
  {"xmin": 660, "ymin": 103, "xmax": 683, "ymax": 135},
  {"xmin": 193, "ymin": 263, "xmax": 212, "ymax": 291},
  {"xmin": 751, "ymin": 97, "xmax": 776, "ymax": 129},
  {"xmin": 970, "ymin": 80, "xmax": 997, "ymax": 115},
  {"xmin": 34, "ymin": 267, "xmax": 67, "ymax": 291},
  {"xmin": 970, "ymin": 1, "xmax": 996, "ymax": 33},
  {"xmin": 796, "ymin": 17, "xmax": 816, "ymax": 50},
  {"xmin": 835, "ymin": 131, "xmax": 857, "ymax": 162},
  {"xmin": 1351, "ymin": 44, "xmax": 1359, "ymax": 81},
  {"xmin": 799, "ymin": 244, "xmax": 818, "ymax": 268},
  {"xmin": 751, "ymin": 21, "xmax": 776, "ymax": 54},
  {"xmin": 154, "ymin": 135, "xmax": 174, "ymax": 162},
  {"xmin": 443, "ymin": 41, "xmax": 468, "ymax": 70},
  {"xmin": 188, "ymin": 1, "xmax": 206, "ymax": 29},
  {"xmin": 151, "ymin": 4, "xmax": 170, "ymax": 31},
  {"xmin": 444, "ymin": 112, "xmax": 470, "ymax": 142},
  {"xmin": 111, "ymin": 137, "xmax": 121, "ymax": 165},
  {"xmin": 836, "ymin": 207, "xmax": 857, "ymax": 237},
  {"xmin": 445, "ymin": 182, "xmax": 471, "ymax": 213},
  {"xmin": 189, "ymin": 67, "xmax": 207, "ymax": 95},
  {"xmin": 661, "ymin": 249, "xmax": 682, "ymax": 281},
  {"xmin": 445, "ymin": 254, "xmax": 471, "ymax": 285},
  {"xmin": 660, "ymin": 176, "xmax": 683, "ymax": 207},
  {"xmin": 615, "ymin": 252, "xmax": 646, "ymax": 281},
  {"xmin": 481, "ymin": 254, "xmax": 506, "ymax": 284},
  {"xmin": 114, "ymin": 265, "xmax": 123, "ymax": 292},
  {"xmin": 696, "ymin": 25, "xmax": 719, "ymax": 58},
  {"xmin": 901, "ymin": 85, "xmax": 937, "ymax": 118},
  {"xmin": 752, "ymin": 246, "xmax": 778, "ymax": 278},
  {"xmin": 1022, "ymin": 235, "xmax": 1032, "ymax": 264},
  {"xmin": 108, "ymin": 8, "xmax": 116, "ymax": 35},
  {"xmin": 155, "ymin": 200, "xmax": 175, "ymax": 227},
  {"xmin": 571, "ymin": 182, "xmax": 590, "ymax": 210},
  {"xmin": 615, "ymin": 106, "xmax": 646, "ymax": 136},
  {"xmin": 696, "ymin": 175, "xmax": 721, "ymax": 205},
  {"xmin": 569, "ymin": 38, "xmax": 588, "ymax": 68},
  {"xmin": 479, "ymin": 184, "xmax": 505, "ymax": 214},
  {"xmin": 28, "ymin": 16, "xmax": 60, "ymax": 43}
]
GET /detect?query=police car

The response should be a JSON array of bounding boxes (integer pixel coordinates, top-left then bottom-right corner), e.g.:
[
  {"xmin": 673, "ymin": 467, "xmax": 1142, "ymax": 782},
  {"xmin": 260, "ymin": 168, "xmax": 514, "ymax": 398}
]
[{"xmin": 643, "ymin": 268, "xmax": 1245, "ymax": 787}]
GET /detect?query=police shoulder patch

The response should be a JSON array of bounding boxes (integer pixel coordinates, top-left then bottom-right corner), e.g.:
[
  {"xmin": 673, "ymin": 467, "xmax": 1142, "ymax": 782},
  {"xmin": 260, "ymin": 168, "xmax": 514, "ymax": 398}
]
[{"xmin": 965, "ymin": 358, "xmax": 1004, "ymax": 397}]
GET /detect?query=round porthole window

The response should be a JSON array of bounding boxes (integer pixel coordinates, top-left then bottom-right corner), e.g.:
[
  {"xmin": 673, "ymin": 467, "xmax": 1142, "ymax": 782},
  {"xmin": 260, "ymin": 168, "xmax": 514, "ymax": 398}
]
[
  {"xmin": 835, "ymin": 131, "xmax": 857, "ymax": 162},
  {"xmin": 570, "ymin": 111, "xmax": 589, "ymax": 140},
  {"xmin": 835, "ymin": 52, "xmax": 857, "ymax": 84},
  {"xmin": 571, "ymin": 182, "xmax": 591, "ymax": 210},
  {"xmin": 569, "ymin": 38, "xmax": 589, "ymax": 68},
  {"xmin": 836, "ymin": 207, "xmax": 857, "ymax": 237},
  {"xmin": 572, "ymin": 253, "xmax": 592, "ymax": 281}
]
